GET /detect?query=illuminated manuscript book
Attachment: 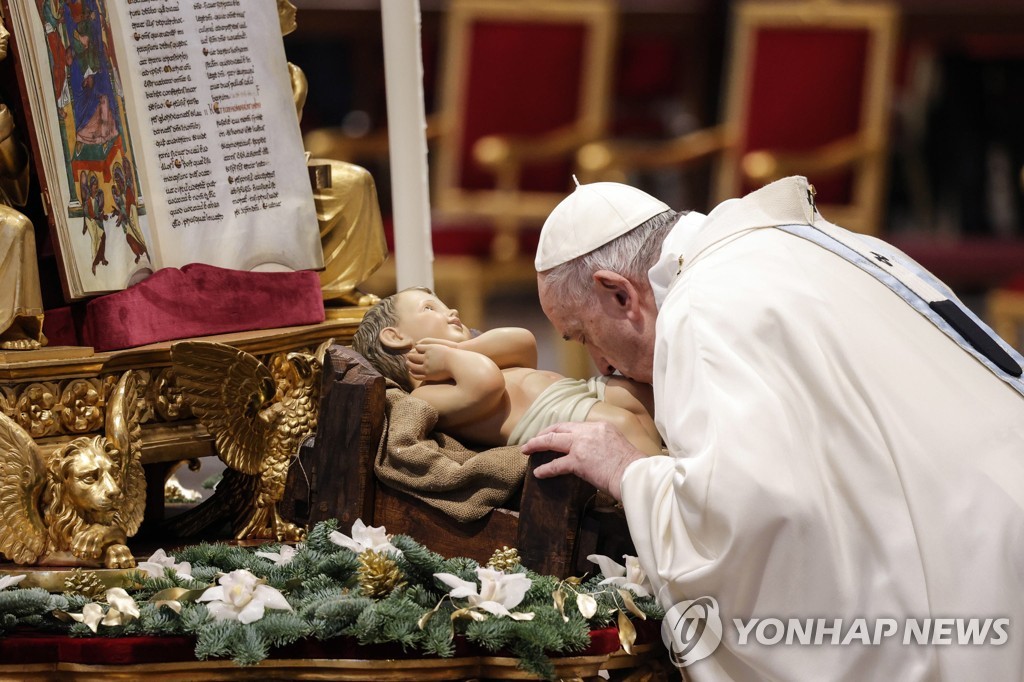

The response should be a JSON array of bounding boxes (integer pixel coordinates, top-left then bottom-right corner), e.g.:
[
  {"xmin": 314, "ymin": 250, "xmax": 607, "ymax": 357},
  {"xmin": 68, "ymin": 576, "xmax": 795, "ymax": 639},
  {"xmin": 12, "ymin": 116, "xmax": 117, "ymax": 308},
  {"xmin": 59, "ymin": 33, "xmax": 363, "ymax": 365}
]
[{"xmin": 2, "ymin": 0, "xmax": 322, "ymax": 299}]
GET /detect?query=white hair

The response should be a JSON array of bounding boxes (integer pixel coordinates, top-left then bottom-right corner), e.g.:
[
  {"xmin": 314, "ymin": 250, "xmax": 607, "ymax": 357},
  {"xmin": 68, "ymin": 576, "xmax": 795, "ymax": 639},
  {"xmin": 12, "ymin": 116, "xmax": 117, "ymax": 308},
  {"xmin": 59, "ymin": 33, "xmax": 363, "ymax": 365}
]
[{"xmin": 539, "ymin": 209, "xmax": 683, "ymax": 308}]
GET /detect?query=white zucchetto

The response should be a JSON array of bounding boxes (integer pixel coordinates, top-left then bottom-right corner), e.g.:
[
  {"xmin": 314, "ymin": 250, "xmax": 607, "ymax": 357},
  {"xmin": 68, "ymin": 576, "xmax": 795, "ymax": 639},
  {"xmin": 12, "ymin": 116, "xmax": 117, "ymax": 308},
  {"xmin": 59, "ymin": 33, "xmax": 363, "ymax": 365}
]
[{"xmin": 535, "ymin": 182, "xmax": 670, "ymax": 271}]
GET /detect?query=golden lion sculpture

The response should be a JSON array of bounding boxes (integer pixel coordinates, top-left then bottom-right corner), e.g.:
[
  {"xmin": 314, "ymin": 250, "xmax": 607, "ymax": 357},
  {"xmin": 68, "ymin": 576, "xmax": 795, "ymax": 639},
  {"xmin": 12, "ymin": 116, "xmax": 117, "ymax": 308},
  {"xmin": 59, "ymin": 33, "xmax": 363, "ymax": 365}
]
[{"xmin": 0, "ymin": 372, "xmax": 144, "ymax": 568}]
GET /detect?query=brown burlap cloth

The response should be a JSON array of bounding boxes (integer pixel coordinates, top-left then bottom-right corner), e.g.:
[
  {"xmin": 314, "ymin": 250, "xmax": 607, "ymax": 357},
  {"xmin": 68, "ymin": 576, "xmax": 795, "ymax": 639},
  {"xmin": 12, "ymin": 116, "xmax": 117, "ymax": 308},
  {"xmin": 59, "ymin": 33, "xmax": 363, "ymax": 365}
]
[{"xmin": 374, "ymin": 383, "xmax": 528, "ymax": 522}]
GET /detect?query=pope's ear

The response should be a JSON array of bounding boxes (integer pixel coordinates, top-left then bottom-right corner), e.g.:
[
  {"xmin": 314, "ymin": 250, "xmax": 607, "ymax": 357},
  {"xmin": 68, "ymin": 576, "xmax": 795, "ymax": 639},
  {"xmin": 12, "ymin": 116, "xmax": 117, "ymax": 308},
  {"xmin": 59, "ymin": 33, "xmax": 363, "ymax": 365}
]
[
  {"xmin": 593, "ymin": 270, "xmax": 633, "ymax": 309},
  {"xmin": 379, "ymin": 326, "xmax": 412, "ymax": 352}
]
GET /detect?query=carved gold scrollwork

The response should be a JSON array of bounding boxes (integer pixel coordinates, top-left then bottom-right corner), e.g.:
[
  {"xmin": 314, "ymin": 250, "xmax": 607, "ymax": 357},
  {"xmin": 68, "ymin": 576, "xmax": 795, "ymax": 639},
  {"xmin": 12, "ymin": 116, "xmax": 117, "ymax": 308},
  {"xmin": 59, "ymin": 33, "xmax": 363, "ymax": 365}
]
[
  {"xmin": 4, "ymin": 369, "xmax": 197, "ymax": 438},
  {"xmin": 0, "ymin": 385, "xmax": 15, "ymax": 420},
  {"xmin": 150, "ymin": 366, "xmax": 192, "ymax": 421},
  {"xmin": 59, "ymin": 379, "xmax": 104, "ymax": 433},
  {"xmin": 2, "ymin": 344, "xmax": 327, "ymax": 443},
  {"xmin": 133, "ymin": 370, "xmax": 154, "ymax": 424},
  {"xmin": 16, "ymin": 382, "xmax": 60, "ymax": 438}
]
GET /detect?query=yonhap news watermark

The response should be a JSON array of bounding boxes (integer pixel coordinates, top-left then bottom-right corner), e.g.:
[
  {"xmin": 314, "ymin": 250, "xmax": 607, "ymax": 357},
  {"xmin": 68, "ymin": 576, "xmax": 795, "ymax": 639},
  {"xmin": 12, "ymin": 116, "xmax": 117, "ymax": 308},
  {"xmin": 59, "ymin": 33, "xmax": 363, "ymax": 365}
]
[
  {"xmin": 662, "ymin": 596, "xmax": 1010, "ymax": 669},
  {"xmin": 732, "ymin": 616, "xmax": 1009, "ymax": 647}
]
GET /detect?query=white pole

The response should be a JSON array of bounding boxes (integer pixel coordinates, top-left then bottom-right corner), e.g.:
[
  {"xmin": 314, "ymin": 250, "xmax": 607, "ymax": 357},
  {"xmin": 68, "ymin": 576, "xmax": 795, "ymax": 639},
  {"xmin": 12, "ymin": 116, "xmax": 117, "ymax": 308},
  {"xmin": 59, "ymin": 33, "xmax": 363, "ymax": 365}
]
[{"xmin": 380, "ymin": 0, "xmax": 434, "ymax": 290}]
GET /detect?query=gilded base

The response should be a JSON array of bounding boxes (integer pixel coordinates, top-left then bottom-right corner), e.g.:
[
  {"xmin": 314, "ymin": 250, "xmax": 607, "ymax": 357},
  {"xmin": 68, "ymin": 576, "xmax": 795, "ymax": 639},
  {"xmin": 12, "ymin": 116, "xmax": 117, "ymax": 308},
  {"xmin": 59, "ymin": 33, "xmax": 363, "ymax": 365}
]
[{"xmin": 0, "ymin": 565, "xmax": 134, "ymax": 593}]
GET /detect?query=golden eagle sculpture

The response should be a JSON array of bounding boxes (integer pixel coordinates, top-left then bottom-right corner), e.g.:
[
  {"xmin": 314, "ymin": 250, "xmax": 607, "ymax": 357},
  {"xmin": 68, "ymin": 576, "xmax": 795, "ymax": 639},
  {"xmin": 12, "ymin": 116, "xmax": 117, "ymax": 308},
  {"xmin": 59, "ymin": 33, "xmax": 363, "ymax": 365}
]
[
  {"xmin": 169, "ymin": 340, "xmax": 331, "ymax": 542},
  {"xmin": 0, "ymin": 372, "xmax": 144, "ymax": 568}
]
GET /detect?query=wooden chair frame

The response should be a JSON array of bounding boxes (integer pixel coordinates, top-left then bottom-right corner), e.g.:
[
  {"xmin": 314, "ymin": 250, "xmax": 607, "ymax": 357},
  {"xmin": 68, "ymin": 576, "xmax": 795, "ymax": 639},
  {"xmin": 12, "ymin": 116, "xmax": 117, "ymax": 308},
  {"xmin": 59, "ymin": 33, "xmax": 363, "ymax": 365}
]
[
  {"xmin": 718, "ymin": 0, "xmax": 898, "ymax": 235},
  {"xmin": 305, "ymin": 0, "xmax": 616, "ymax": 252},
  {"xmin": 988, "ymin": 288, "xmax": 1024, "ymax": 352},
  {"xmin": 433, "ymin": 0, "xmax": 617, "ymax": 261},
  {"xmin": 577, "ymin": 0, "xmax": 899, "ymax": 236}
]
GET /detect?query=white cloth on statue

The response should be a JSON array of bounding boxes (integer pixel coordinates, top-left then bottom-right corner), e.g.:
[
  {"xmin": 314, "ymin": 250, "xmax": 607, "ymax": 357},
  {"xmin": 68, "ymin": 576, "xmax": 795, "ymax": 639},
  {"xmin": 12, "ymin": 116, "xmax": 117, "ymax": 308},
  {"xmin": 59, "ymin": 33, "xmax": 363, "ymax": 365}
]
[
  {"xmin": 506, "ymin": 376, "xmax": 609, "ymax": 446},
  {"xmin": 622, "ymin": 177, "xmax": 1024, "ymax": 680}
]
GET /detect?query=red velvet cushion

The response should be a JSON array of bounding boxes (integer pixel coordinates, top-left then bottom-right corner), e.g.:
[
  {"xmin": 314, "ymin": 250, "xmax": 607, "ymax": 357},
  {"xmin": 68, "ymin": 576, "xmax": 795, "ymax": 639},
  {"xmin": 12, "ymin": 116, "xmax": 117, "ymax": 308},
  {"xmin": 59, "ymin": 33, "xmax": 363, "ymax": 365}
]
[
  {"xmin": 0, "ymin": 632, "xmax": 196, "ymax": 665},
  {"xmin": 584, "ymin": 625, "xmax": 627, "ymax": 655},
  {"xmin": 42, "ymin": 305, "xmax": 85, "ymax": 347},
  {"xmin": 81, "ymin": 263, "xmax": 325, "ymax": 352},
  {"xmin": 457, "ymin": 21, "xmax": 586, "ymax": 193},
  {"xmin": 742, "ymin": 26, "xmax": 869, "ymax": 203},
  {"xmin": 0, "ymin": 626, "xmax": 626, "ymax": 665}
]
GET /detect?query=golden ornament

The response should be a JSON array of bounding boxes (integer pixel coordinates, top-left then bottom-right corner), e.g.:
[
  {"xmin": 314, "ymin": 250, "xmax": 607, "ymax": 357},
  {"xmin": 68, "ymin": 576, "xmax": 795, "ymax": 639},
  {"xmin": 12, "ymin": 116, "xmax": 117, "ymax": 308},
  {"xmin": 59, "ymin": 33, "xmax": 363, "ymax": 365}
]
[
  {"xmin": 487, "ymin": 546, "xmax": 521, "ymax": 572},
  {"xmin": 63, "ymin": 569, "xmax": 106, "ymax": 600},
  {"xmin": 357, "ymin": 549, "xmax": 406, "ymax": 599}
]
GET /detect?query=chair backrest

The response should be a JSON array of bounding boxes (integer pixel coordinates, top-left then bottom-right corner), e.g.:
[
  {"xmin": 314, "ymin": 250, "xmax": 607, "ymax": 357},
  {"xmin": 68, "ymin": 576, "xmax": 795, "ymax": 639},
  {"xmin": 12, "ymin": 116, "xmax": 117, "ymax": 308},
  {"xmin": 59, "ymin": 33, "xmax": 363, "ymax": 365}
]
[
  {"xmin": 715, "ymin": 0, "xmax": 898, "ymax": 235},
  {"xmin": 433, "ymin": 0, "xmax": 617, "ymax": 252}
]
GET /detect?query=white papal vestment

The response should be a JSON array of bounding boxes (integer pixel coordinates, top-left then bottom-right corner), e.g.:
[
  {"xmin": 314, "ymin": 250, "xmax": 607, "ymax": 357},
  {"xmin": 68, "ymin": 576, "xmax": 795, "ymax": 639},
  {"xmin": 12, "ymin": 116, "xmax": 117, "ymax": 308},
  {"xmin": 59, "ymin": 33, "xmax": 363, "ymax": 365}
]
[{"xmin": 622, "ymin": 177, "xmax": 1024, "ymax": 680}]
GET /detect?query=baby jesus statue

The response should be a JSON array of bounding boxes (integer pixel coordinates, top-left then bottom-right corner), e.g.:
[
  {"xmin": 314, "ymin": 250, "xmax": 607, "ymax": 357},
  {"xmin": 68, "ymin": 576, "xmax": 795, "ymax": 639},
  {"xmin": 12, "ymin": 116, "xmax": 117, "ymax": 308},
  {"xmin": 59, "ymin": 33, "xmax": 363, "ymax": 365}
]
[{"xmin": 353, "ymin": 287, "xmax": 663, "ymax": 454}]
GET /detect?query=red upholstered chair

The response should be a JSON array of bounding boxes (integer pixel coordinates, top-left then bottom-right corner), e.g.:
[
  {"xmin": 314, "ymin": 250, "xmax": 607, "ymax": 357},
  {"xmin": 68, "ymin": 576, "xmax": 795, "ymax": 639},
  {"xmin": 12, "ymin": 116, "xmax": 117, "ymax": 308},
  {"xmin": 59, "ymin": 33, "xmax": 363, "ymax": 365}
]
[
  {"xmin": 577, "ymin": 0, "xmax": 899, "ymax": 237},
  {"xmin": 431, "ymin": 0, "xmax": 616, "ymax": 260},
  {"xmin": 305, "ymin": 0, "xmax": 617, "ymax": 332}
]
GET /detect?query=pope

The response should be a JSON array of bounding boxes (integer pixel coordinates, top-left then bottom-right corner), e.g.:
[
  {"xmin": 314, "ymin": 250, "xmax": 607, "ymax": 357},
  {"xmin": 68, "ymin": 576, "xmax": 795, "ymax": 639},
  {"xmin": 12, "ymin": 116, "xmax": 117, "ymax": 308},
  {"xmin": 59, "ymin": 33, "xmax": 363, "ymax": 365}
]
[{"xmin": 523, "ymin": 176, "xmax": 1024, "ymax": 680}]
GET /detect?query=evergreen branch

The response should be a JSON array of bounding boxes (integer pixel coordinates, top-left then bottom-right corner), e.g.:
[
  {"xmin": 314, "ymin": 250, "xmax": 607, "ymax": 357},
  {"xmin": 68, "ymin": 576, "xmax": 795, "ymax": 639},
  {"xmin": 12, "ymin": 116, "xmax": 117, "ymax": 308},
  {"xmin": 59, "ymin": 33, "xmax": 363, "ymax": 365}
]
[{"xmin": 0, "ymin": 520, "xmax": 665, "ymax": 675}]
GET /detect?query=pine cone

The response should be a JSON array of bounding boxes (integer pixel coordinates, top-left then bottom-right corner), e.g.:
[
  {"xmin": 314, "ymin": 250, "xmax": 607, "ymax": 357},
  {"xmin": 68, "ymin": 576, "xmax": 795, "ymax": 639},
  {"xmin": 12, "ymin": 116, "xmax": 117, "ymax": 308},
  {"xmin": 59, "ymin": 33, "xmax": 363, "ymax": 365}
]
[
  {"xmin": 357, "ymin": 549, "xmax": 406, "ymax": 599},
  {"xmin": 487, "ymin": 546, "xmax": 521, "ymax": 571},
  {"xmin": 63, "ymin": 569, "xmax": 106, "ymax": 600}
]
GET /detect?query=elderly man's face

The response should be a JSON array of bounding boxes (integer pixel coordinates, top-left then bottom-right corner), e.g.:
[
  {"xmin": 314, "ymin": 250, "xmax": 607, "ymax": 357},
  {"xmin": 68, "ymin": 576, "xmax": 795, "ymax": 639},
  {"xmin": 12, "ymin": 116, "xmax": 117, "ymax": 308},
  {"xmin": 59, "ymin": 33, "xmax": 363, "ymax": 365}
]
[{"xmin": 538, "ymin": 273, "xmax": 656, "ymax": 385}]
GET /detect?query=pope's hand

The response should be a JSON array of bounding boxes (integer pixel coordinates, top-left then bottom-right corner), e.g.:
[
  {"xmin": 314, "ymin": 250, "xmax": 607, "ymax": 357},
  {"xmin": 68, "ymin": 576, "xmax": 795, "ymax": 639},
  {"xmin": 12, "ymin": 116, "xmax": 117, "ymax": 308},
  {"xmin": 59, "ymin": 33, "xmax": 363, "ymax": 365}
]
[{"xmin": 522, "ymin": 421, "xmax": 644, "ymax": 502}]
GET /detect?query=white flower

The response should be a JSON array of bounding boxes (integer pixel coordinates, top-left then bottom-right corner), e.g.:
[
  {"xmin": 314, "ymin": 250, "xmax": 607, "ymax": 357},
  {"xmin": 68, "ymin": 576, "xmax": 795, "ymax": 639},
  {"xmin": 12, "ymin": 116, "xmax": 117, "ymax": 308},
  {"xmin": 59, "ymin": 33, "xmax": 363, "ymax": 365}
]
[
  {"xmin": 434, "ymin": 566, "xmax": 534, "ymax": 620},
  {"xmin": 587, "ymin": 554, "xmax": 652, "ymax": 598},
  {"xmin": 68, "ymin": 589, "xmax": 142, "ymax": 632},
  {"xmin": 256, "ymin": 544, "xmax": 300, "ymax": 566},
  {"xmin": 197, "ymin": 569, "xmax": 292, "ymax": 624},
  {"xmin": 329, "ymin": 519, "xmax": 401, "ymax": 556},
  {"xmin": 0, "ymin": 574, "xmax": 26, "ymax": 590},
  {"xmin": 137, "ymin": 548, "xmax": 192, "ymax": 580},
  {"xmin": 105, "ymin": 588, "xmax": 141, "ymax": 622},
  {"xmin": 69, "ymin": 602, "xmax": 107, "ymax": 633}
]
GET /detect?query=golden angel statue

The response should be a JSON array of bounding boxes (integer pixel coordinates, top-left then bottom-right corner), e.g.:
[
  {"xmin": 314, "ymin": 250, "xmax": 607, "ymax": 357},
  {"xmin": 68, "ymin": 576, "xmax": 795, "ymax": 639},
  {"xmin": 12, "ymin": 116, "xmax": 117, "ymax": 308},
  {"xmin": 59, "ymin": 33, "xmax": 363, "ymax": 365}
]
[
  {"xmin": 279, "ymin": 0, "xmax": 388, "ymax": 308},
  {"xmin": 0, "ymin": 7, "xmax": 46, "ymax": 350},
  {"xmin": 0, "ymin": 372, "xmax": 144, "ymax": 568},
  {"xmin": 169, "ymin": 340, "xmax": 331, "ymax": 542}
]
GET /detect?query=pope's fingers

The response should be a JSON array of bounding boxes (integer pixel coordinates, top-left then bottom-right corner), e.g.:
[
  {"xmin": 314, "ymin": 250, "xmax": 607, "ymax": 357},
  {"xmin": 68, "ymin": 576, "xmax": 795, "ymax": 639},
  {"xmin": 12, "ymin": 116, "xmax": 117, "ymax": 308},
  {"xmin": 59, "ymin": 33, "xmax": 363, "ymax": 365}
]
[{"xmin": 532, "ymin": 454, "xmax": 575, "ymax": 479}]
